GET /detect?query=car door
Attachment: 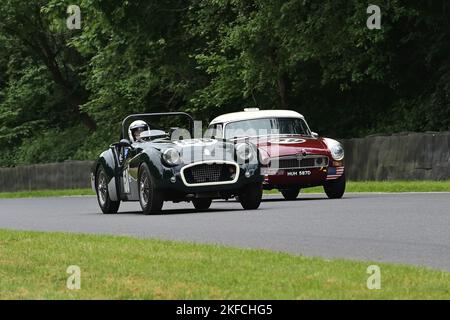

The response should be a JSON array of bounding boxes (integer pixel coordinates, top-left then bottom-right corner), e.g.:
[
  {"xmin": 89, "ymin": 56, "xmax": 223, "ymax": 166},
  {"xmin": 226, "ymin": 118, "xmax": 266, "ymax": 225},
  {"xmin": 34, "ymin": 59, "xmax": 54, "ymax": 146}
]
[{"xmin": 120, "ymin": 144, "xmax": 141, "ymax": 201}]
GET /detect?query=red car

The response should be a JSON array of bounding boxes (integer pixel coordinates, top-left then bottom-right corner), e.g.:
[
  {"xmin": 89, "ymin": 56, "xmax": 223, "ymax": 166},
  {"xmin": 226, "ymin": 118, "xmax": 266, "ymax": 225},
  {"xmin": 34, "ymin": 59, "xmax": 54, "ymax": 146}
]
[{"xmin": 208, "ymin": 109, "xmax": 345, "ymax": 200}]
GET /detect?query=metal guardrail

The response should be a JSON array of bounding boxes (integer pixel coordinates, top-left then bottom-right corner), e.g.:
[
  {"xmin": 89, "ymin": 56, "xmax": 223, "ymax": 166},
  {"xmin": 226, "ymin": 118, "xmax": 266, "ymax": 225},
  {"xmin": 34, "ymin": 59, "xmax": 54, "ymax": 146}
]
[
  {"xmin": 342, "ymin": 132, "xmax": 450, "ymax": 181},
  {"xmin": 0, "ymin": 161, "xmax": 94, "ymax": 192}
]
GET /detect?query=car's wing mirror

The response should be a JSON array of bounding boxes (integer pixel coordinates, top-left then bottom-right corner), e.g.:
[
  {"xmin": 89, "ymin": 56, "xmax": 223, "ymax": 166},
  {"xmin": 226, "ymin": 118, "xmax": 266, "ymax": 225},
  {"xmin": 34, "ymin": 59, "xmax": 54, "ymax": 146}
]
[
  {"xmin": 118, "ymin": 139, "xmax": 132, "ymax": 148},
  {"xmin": 311, "ymin": 132, "xmax": 319, "ymax": 138}
]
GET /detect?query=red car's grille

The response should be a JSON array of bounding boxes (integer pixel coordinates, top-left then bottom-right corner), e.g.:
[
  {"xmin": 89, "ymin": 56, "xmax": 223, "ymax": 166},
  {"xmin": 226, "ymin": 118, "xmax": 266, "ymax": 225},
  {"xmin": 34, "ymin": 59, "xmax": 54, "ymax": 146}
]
[{"xmin": 271, "ymin": 156, "xmax": 328, "ymax": 169}]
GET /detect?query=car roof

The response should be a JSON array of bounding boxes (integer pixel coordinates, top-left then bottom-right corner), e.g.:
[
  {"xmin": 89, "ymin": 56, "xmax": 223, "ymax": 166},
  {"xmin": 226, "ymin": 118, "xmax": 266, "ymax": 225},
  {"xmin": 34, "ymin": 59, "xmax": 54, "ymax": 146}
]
[{"xmin": 210, "ymin": 109, "xmax": 305, "ymax": 125}]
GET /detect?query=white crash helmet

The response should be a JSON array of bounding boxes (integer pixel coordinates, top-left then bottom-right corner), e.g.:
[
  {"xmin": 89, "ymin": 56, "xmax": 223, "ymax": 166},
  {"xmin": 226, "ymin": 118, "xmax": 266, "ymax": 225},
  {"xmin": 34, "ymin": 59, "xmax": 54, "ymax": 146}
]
[{"xmin": 128, "ymin": 120, "xmax": 150, "ymax": 142}]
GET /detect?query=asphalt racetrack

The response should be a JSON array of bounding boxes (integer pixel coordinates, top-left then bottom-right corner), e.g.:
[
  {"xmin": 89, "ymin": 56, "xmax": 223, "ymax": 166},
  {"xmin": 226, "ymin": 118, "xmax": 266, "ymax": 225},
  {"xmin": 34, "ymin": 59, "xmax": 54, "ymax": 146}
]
[{"xmin": 1, "ymin": 193, "xmax": 449, "ymax": 271}]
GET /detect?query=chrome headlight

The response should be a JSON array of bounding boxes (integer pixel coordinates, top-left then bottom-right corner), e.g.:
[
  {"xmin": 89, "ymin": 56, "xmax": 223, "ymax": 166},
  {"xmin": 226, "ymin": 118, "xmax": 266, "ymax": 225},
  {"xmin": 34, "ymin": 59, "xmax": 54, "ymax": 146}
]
[
  {"xmin": 258, "ymin": 148, "xmax": 271, "ymax": 165},
  {"xmin": 162, "ymin": 148, "xmax": 182, "ymax": 166},
  {"xmin": 236, "ymin": 143, "xmax": 255, "ymax": 162},
  {"xmin": 330, "ymin": 144, "xmax": 344, "ymax": 161}
]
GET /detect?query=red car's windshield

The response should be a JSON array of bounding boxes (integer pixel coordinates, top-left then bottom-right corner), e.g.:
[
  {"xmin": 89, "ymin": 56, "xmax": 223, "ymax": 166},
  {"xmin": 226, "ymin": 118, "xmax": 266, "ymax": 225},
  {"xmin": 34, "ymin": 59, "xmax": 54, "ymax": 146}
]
[{"xmin": 224, "ymin": 117, "xmax": 311, "ymax": 139}]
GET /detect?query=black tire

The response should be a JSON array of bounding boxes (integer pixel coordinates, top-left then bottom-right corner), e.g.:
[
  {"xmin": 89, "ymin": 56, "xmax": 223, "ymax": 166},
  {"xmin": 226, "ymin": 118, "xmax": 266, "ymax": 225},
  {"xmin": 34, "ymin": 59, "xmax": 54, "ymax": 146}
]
[
  {"xmin": 138, "ymin": 163, "xmax": 164, "ymax": 215},
  {"xmin": 324, "ymin": 173, "xmax": 346, "ymax": 199},
  {"xmin": 96, "ymin": 167, "xmax": 120, "ymax": 214},
  {"xmin": 192, "ymin": 198, "xmax": 212, "ymax": 211},
  {"xmin": 280, "ymin": 187, "xmax": 300, "ymax": 200},
  {"xmin": 238, "ymin": 183, "xmax": 263, "ymax": 210}
]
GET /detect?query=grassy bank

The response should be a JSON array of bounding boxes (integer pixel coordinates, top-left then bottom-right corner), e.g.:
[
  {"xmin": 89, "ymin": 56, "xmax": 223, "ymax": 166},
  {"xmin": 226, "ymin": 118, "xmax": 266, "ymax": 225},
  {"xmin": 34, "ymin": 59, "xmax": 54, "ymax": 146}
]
[{"xmin": 0, "ymin": 229, "xmax": 449, "ymax": 299}]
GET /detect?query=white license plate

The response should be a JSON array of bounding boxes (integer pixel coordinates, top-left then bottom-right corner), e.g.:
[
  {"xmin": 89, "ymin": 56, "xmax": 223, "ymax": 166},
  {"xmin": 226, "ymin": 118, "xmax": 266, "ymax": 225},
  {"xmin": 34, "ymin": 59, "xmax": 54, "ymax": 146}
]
[{"xmin": 286, "ymin": 170, "xmax": 311, "ymax": 177}]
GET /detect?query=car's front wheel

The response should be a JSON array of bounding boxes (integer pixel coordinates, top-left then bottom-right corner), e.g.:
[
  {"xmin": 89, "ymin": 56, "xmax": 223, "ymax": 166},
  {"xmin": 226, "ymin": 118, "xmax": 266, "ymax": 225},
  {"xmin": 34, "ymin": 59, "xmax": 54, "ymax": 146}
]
[
  {"xmin": 280, "ymin": 187, "xmax": 300, "ymax": 200},
  {"xmin": 192, "ymin": 198, "xmax": 212, "ymax": 211},
  {"xmin": 138, "ymin": 163, "xmax": 164, "ymax": 215},
  {"xmin": 96, "ymin": 167, "xmax": 120, "ymax": 214},
  {"xmin": 323, "ymin": 173, "xmax": 346, "ymax": 199},
  {"xmin": 238, "ymin": 183, "xmax": 263, "ymax": 210}
]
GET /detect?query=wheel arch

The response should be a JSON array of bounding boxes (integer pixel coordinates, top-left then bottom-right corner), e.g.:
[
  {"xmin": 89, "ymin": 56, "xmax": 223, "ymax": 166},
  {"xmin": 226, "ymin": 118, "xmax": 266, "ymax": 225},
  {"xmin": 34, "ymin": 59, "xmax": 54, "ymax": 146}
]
[{"xmin": 135, "ymin": 149, "xmax": 165, "ymax": 183}]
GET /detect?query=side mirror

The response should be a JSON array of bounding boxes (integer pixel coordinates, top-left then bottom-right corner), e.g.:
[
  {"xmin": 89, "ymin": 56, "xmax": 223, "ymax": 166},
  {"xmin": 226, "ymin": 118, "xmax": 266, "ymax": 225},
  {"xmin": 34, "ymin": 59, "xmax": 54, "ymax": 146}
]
[
  {"xmin": 118, "ymin": 139, "xmax": 131, "ymax": 148},
  {"xmin": 311, "ymin": 132, "xmax": 319, "ymax": 139}
]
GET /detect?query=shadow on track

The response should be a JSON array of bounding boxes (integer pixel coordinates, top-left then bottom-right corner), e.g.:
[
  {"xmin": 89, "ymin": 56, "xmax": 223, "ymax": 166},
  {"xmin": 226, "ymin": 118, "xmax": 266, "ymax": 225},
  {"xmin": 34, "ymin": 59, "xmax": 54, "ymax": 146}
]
[
  {"xmin": 112, "ymin": 207, "xmax": 247, "ymax": 216},
  {"xmin": 215, "ymin": 196, "xmax": 331, "ymax": 203}
]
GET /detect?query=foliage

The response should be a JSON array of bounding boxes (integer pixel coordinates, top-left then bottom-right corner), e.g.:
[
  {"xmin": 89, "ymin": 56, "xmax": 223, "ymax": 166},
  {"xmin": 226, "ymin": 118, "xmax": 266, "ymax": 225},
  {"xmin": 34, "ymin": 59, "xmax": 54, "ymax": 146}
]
[{"xmin": 0, "ymin": 0, "xmax": 449, "ymax": 165}]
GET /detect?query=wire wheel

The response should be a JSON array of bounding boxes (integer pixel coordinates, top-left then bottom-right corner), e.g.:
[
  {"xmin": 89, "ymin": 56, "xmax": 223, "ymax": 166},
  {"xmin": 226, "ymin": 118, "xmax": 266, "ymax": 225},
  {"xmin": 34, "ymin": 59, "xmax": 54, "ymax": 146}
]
[
  {"xmin": 138, "ymin": 163, "xmax": 164, "ymax": 215},
  {"xmin": 97, "ymin": 171, "xmax": 108, "ymax": 207},
  {"xmin": 139, "ymin": 171, "xmax": 150, "ymax": 208},
  {"xmin": 95, "ymin": 167, "xmax": 120, "ymax": 214}
]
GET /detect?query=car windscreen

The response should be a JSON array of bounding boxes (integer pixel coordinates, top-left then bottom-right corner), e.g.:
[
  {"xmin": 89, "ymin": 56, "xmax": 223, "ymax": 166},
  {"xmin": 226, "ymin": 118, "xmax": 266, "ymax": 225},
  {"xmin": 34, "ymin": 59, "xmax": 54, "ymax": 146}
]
[{"xmin": 224, "ymin": 117, "xmax": 310, "ymax": 139}]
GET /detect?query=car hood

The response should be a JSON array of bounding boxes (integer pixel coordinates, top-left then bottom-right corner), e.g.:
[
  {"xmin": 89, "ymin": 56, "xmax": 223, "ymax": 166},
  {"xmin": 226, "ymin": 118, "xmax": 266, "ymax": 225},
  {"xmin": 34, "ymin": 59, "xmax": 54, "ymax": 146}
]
[
  {"xmin": 251, "ymin": 136, "xmax": 329, "ymax": 158},
  {"xmin": 140, "ymin": 138, "xmax": 237, "ymax": 164}
]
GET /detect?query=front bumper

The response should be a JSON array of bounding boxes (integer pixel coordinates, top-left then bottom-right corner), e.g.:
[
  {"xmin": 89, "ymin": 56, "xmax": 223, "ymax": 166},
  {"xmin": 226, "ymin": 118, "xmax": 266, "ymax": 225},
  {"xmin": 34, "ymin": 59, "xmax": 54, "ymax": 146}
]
[
  {"xmin": 156, "ymin": 162, "xmax": 263, "ymax": 195},
  {"xmin": 261, "ymin": 166, "xmax": 344, "ymax": 189}
]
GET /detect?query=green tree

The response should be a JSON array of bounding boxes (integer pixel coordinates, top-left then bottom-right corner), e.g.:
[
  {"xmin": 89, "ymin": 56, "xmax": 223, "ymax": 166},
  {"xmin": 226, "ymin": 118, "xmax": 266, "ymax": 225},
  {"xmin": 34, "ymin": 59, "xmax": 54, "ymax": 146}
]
[{"xmin": 0, "ymin": 0, "xmax": 449, "ymax": 166}]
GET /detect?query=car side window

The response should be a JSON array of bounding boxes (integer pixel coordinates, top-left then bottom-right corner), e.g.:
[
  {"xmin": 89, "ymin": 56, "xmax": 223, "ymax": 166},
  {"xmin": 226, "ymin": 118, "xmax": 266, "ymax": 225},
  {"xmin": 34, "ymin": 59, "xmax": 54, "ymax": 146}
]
[{"xmin": 206, "ymin": 124, "xmax": 223, "ymax": 139}]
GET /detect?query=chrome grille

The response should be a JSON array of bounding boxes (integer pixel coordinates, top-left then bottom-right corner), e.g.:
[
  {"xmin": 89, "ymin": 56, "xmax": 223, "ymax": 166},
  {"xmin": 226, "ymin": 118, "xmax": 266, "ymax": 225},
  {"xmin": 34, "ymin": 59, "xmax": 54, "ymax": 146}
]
[
  {"xmin": 192, "ymin": 164, "xmax": 221, "ymax": 183},
  {"xmin": 182, "ymin": 163, "xmax": 237, "ymax": 185},
  {"xmin": 271, "ymin": 156, "xmax": 329, "ymax": 169}
]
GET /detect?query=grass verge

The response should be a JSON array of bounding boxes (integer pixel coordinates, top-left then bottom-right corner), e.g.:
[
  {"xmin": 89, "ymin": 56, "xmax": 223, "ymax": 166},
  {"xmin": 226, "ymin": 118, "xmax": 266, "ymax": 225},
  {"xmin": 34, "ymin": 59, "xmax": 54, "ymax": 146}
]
[
  {"xmin": 0, "ymin": 181, "xmax": 449, "ymax": 199},
  {"xmin": 0, "ymin": 229, "xmax": 449, "ymax": 299},
  {"xmin": 0, "ymin": 189, "xmax": 94, "ymax": 199},
  {"xmin": 266, "ymin": 180, "xmax": 450, "ymax": 194}
]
